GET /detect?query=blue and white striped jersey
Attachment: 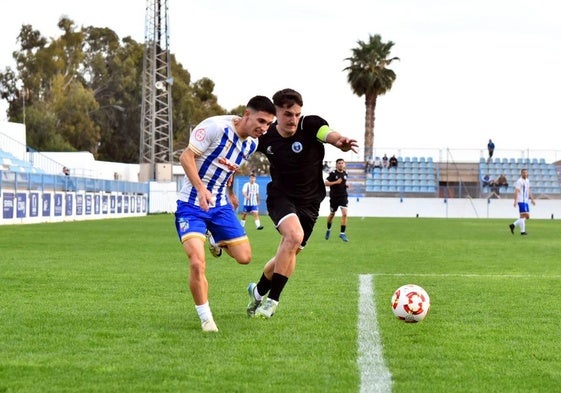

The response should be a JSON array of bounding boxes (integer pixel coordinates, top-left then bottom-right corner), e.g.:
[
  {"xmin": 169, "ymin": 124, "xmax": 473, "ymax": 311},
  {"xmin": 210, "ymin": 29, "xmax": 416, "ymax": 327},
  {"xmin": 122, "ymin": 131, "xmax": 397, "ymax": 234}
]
[
  {"xmin": 242, "ymin": 181, "xmax": 260, "ymax": 206},
  {"xmin": 178, "ymin": 115, "xmax": 258, "ymax": 207}
]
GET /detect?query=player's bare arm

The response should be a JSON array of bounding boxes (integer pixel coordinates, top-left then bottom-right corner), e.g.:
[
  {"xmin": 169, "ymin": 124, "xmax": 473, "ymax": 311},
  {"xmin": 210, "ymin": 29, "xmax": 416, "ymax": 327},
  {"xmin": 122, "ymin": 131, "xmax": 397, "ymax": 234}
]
[
  {"xmin": 325, "ymin": 131, "xmax": 359, "ymax": 153},
  {"xmin": 180, "ymin": 148, "xmax": 213, "ymax": 211}
]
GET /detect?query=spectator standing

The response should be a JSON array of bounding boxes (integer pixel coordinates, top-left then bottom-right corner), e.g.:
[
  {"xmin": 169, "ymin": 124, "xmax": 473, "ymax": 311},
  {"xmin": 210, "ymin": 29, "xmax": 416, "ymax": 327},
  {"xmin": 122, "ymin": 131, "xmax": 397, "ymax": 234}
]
[
  {"xmin": 62, "ymin": 166, "xmax": 74, "ymax": 191},
  {"xmin": 487, "ymin": 139, "xmax": 495, "ymax": 161},
  {"xmin": 382, "ymin": 154, "xmax": 389, "ymax": 168}
]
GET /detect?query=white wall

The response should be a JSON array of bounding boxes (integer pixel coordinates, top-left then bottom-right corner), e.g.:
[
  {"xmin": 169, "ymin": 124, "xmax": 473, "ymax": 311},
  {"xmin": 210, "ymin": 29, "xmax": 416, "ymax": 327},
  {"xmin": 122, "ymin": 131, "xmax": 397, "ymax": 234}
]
[
  {"xmin": 38, "ymin": 151, "xmax": 141, "ymax": 181},
  {"xmin": 320, "ymin": 196, "xmax": 561, "ymax": 219}
]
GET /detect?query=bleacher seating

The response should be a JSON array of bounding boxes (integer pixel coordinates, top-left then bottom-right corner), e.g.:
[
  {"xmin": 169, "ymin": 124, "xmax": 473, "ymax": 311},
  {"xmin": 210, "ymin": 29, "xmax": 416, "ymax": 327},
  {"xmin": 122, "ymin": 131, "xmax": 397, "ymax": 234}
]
[
  {"xmin": 365, "ymin": 156, "xmax": 437, "ymax": 194},
  {"xmin": 0, "ymin": 149, "xmax": 45, "ymax": 174},
  {"xmin": 479, "ymin": 157, "xmax": 561, "ymax": 195}
]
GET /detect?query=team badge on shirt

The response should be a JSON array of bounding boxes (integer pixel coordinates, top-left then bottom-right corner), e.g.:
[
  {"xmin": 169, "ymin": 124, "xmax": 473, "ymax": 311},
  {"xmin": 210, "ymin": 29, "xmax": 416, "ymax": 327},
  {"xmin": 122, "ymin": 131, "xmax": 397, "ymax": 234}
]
[
  {"xmin": 194, "ymin": 128, "xmax": 206, "ymax": 141},
  {"xmin": 292, "ymin": 142, "xmax": 303, "ymax": 153}
]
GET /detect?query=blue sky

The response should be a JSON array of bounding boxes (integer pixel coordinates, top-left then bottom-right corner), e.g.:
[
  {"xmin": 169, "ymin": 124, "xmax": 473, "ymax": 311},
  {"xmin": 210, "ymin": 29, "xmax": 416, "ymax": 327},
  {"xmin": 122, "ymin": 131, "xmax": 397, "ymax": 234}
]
[{"xmin": 2, "ymin": 0, "xmax": 560, "ymax": 162}]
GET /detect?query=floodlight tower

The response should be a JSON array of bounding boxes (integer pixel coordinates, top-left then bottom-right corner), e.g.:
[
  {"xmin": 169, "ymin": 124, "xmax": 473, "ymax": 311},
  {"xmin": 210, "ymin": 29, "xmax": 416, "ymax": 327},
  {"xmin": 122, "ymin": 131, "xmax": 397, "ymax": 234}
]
[{"xmin": 139, "ymin": 0, "xmax": 173, "ymax": 182}]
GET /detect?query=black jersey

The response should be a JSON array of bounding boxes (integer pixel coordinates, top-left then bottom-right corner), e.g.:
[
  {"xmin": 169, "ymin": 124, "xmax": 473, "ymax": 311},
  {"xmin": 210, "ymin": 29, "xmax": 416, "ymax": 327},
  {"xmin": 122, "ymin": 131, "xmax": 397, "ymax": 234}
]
[
  {"xmin": 257, "ymin": 115, "xmax": 328, "ymax": 203},
  {"xmin": 326, "ymin": 170, "xmax": 348, "ymax": 198}
]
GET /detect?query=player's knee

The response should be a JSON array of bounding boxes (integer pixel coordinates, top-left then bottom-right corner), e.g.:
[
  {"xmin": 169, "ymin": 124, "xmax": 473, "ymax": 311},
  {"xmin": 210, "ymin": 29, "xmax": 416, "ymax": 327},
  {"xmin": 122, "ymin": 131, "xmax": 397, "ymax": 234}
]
[
  {"xmin": 231, "ymin": 245, "xmax": 252, "ymax": 264},
  {"xmin": 235, "ymin": 252, "xmax": 252, "ymax": 265},
  {"xmin": 189, "ymin": 258, "xmax": 206, "ymax": 276},
  {"xmin": 285, "ymin": 230, "xmax": 304, "ymax": 249}
]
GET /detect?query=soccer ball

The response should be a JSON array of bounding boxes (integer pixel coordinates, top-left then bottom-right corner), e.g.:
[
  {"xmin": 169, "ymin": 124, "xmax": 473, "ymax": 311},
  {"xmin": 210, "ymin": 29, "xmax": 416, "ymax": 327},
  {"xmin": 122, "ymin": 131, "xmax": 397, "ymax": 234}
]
[{"xmin": 391, "ymin": 284, "xmax": 431, "ymax": 323}]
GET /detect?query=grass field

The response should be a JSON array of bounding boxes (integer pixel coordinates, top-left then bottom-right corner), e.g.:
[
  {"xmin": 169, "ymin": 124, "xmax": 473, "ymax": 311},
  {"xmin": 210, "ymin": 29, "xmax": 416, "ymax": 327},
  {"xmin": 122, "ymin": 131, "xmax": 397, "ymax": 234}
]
[{"xmin": 1, "ymin": 215, "xmax": 560, "ymax": 392}]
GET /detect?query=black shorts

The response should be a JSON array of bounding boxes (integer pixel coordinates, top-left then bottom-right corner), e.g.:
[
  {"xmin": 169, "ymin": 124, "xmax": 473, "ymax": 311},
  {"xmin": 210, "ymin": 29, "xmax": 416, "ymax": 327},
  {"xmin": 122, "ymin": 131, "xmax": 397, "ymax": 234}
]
[
  {"xmin": 329, "ymin": 196, "xmax": 348, "ymax": 213},
  {"xmin": 266, "ymin": 191, "xmax": 321, "ymax": 248}
]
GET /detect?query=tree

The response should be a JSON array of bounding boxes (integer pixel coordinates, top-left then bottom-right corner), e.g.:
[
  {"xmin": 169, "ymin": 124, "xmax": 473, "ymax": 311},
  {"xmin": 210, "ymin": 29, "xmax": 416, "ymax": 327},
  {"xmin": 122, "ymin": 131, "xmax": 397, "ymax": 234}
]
[
  {"xmin": 0, "ymin": 17, "xmax": 229, "ymax": 163},
  {"xmin": 344, "ymin": 34, "xmax": 399, "ymax": 161}
]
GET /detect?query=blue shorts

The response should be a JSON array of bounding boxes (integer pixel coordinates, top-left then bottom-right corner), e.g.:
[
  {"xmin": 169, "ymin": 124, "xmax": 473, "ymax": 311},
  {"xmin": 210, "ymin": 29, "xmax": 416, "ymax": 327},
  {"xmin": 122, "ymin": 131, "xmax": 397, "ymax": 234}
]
[
  {"xmin": 242, "ymin": 205, "xmax": 258, "ymax": 213},
  {"xmin": 518, "ymin": 202, "xmax": 530, "ymax": 214},
  {"xmin": 175, "ymin": 200, "xmax": 247, "ymax": 245}
]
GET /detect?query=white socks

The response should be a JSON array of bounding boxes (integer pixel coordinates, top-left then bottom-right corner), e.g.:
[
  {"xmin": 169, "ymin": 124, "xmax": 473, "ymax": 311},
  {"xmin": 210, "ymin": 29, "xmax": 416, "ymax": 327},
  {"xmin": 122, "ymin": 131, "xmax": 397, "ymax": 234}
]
[
  {"xmin": 195, "ymin": 302, "xmax": 213, "ymax": 322},
  {"xmin": 514, "ymin": 218, "xmax": 526, "ymax": 232}
]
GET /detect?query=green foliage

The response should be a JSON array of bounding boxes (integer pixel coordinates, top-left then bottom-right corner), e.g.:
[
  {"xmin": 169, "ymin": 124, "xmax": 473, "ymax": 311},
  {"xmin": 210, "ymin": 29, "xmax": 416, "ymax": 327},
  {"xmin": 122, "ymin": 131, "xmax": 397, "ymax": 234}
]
[
  {"xmin": 1, "ymin": 216, "xmax": 560, "ymax": 392},
  {"xmin": 0, "ymin": 17, "xmax": 228, "ymax": 162},
  {"xmin": 345, "ymin": 33, "xmax": 399, "ymax": 160}
]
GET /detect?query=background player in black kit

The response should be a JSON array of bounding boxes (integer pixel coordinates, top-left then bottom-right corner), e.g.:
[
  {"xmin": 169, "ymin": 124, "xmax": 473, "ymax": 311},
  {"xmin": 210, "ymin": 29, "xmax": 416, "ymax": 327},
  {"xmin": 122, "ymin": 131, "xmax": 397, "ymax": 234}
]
[
  {"xmin": 246, "ymin": 88, "xmax": 358, "ymax": 319},
  {"xmin": 325, "ymin": 158, "xmax": 350, "ymax": 242}
]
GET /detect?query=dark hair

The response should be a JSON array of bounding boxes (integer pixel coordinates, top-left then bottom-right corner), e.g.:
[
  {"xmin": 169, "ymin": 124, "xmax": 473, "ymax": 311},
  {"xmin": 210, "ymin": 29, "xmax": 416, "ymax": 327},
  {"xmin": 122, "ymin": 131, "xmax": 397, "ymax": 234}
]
[
  {"xmin": 272, "ymin": 88, "xmax": 303, "ymax": 108},
  {"xmin": 246, "ymin": 95, "xmax": 275, "ymax": 115},
  {"xmin": 336, "ymin": 158, "xmax": 344, "ymax": 164}
]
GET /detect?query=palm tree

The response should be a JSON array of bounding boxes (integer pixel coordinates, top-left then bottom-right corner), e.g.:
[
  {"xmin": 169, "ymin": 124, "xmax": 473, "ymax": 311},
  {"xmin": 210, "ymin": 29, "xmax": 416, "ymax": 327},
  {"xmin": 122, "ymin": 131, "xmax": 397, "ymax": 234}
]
[{"xmin": 344, "ymin": 34, "xmax": 399, "ymax": 161}]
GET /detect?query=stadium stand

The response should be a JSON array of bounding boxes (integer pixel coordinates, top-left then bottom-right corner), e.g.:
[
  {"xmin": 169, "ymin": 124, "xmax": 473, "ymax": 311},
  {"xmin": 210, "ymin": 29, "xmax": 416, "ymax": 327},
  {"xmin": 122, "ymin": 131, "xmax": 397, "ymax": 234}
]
[
  {"xmin": 365, "ymin": 156, "xmax": 437, "ymax": 195},
  {"xmin": 479, "ymin": 157, "xmax": 561, "ymax": 196},
  {"xmin": 0, "ymin": 149, "xmax": 45, "ymax": 174}
]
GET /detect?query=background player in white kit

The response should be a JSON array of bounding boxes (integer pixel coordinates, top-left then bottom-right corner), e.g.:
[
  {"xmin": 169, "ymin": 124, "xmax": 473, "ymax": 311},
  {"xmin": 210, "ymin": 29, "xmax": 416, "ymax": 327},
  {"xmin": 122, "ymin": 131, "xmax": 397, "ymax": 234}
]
[
  {"xmin": 240, "ymin": 173, "xmax": 264, "ymax": 230},
  {"xmin": 509, "ymin": 168, "xmax": 535, "ymax": 236},
  {"xmin": 174, "ymin": 96, "xmax": 275, "ymax": 332}
]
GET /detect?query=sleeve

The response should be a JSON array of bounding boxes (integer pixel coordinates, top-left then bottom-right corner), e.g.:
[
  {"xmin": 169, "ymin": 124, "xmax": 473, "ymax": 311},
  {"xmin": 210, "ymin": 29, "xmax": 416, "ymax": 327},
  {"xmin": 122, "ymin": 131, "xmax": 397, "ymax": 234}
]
[
  {"xmin": 302, "ymin": 115, "xmax": 330, "ymax": 142},
  {"xmin": 188, "ymin": 119, "xmax": 219, "ymax": 156}
]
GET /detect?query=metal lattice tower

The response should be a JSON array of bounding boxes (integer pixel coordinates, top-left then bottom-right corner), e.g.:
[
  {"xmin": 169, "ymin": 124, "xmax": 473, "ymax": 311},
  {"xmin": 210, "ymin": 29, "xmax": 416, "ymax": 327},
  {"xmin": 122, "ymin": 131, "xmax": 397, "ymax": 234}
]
[{"xmin": 139, "ymin": 0, "xmax": 173, "ymax": 182}]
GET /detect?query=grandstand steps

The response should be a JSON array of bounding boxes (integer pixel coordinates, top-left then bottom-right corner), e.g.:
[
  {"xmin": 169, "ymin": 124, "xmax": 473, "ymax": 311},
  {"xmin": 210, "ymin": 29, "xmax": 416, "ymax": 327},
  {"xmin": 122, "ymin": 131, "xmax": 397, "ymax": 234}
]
[
  {"xmin": 437, "ymin": 162, "xmax": 479, "ymax": 183},
  {"xmin": 344, "ymin": 161, "xmax": 366, "ymax": 198}
]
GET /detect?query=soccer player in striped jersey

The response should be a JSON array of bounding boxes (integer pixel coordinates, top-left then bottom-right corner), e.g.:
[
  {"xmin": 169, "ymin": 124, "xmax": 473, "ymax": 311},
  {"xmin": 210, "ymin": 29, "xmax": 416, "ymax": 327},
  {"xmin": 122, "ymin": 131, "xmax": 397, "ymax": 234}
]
[
  {"xmin": 175, "ymin": 95, "xmax": 275, "ymax": 332},
  {"xmin": 240, "ymin": 173, "xmax": 264, "ymax": 230},
  {"xmin": 246, "ymin": 88, "xmax": 358, "ymax": 319}
]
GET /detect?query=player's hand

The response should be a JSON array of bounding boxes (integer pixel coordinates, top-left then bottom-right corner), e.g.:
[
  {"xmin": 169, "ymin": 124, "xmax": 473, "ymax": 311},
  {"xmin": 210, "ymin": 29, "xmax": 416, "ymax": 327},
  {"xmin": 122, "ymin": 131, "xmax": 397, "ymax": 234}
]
[
  {"xmin": 336, "ymin": 137, "xmax": 359, "ymax": 153},
  {"xmin": 198, "ymin": 188, "xmax": 214, "ymax": 211}
]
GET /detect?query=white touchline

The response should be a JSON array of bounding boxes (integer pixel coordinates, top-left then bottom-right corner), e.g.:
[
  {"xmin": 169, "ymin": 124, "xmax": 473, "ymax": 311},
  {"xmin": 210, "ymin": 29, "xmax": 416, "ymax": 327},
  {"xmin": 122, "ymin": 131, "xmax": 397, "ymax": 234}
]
[
  {"xmin": 373, "ymin": 273, "xmax": 561, "ymax": 279},
  {"xmin": 358, "ymin": 274, "xmax": 392, "ymax": 393}
]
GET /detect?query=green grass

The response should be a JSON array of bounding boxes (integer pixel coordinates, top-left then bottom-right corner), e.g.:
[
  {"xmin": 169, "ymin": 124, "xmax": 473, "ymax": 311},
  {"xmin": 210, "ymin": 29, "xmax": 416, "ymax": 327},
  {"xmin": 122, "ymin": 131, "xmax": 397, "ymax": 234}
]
[{"xmin": 1, "ymin": 215, "xmax": 560, "ymax": 392}]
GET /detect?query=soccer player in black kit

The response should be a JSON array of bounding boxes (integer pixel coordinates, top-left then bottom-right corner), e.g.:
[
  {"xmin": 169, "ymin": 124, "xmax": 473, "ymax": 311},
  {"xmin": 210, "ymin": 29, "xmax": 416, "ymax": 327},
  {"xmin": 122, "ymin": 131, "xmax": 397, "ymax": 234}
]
[
  {"xmin": 325, "ymin": 158, "xmax": 350, "ymax": 242},
  {"xmin": 246, "ymin": 88, "xmax": 358, "ymax": 318}
]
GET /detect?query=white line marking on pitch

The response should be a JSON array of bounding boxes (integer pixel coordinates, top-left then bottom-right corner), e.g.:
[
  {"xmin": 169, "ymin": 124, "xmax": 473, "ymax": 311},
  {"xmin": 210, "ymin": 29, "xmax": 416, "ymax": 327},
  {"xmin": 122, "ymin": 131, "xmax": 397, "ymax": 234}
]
[
  {"xmin": 373, "ymin": 273, "xmax": 561, "ymax": 279},
  {"xmin": 358, "ymin": 274, "xmax": 392, "ymax": 393}
]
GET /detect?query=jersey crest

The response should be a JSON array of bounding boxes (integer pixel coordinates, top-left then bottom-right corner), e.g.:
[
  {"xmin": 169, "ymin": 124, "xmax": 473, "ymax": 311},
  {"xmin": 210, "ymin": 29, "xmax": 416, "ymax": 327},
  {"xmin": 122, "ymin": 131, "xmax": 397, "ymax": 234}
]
[{"xmin": 291, "ymin": 142, "xmax": 303, "ymax": 153}]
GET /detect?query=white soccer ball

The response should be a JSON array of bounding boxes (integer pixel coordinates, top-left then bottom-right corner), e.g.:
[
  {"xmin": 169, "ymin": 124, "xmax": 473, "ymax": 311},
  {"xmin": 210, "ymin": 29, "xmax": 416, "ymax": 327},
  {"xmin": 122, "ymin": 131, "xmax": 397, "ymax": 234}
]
[{"xmin": 391, "ymin": 284, "xmax": 431, "ymax": 323}]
